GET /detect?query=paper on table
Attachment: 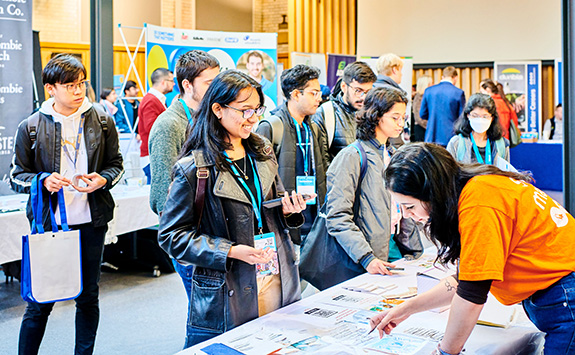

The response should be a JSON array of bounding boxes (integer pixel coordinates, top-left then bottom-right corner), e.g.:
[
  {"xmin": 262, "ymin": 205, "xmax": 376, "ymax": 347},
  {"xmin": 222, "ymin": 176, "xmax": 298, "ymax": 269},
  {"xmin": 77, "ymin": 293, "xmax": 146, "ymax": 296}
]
[
  {"xmin": 365, "ymin": 333, "xmax": 429, "ymax": 355},
  {"xmin": 477, "ymin": 295, "xmax": 518, "ymax": 328}
]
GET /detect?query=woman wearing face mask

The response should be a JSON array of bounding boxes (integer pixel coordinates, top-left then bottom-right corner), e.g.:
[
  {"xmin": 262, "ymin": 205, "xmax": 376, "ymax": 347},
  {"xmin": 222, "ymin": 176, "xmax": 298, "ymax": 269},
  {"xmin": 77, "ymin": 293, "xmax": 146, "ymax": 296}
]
[
  {"xmin": 446, "ymin": 93, "xmax": 509, "ymax": 165},
  {"xmin": 158, "ymin": 70, "xmax": 311, "ymax": 347}
]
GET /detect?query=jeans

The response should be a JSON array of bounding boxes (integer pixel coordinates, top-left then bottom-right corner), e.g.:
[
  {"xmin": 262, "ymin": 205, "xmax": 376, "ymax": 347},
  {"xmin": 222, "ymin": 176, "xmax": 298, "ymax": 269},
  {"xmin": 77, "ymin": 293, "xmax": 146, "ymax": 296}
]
[
  {"xmin": 522, "ymin": 272, "xmax": 575, "ymax": 354},
  {"xmin": 171, "ymin": 259, "xmax": 194, "ymax": 349},
  {"xmin": 19, "ymin": 224, "xmax": 107, "ymax": 355}
]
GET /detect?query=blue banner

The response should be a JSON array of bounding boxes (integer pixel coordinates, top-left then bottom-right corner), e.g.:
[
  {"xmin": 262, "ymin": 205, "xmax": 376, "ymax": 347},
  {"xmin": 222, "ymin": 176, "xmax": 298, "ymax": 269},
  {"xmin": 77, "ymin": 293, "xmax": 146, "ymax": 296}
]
[
  {"xmin": 0, "ymin": 0, "xmax": 33, "ymax": 180},
  {"xmin": 527, "ymin": 63, "xmax": 540, "ymax": 136}
]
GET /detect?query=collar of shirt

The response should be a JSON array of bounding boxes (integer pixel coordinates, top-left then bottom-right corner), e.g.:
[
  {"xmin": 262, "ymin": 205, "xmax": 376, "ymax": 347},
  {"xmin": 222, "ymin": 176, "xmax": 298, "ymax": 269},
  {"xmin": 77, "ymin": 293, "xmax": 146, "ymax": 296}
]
[
  {"xmin": 148, "ymin": 87, "xmax": 167, "ymax": 107},
  {"xmin": 440, "ymin": 78, "xmax": 453, "ymax": 84}
]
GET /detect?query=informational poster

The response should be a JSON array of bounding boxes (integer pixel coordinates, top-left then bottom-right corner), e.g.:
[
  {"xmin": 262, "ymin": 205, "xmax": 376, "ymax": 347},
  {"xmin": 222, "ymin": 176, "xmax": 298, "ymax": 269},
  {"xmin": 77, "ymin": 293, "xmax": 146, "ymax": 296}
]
[
  {"xmin": 290, "ymin": 52, "xmax": 328, "ymax": 85},
  {"xmin": 495, "ymin": 62, "xmax": 542, "ymax": 139},
  {"xmin": 146, "ymin": 24, "xmax": 278, "ymax": 107},
  {"xmin": 0, "ymin": 0, "xmax": 33, "ymax": 180},
  {"xmin": 326, "ymin": 54, "xmax": 357, "ymax": 89}
]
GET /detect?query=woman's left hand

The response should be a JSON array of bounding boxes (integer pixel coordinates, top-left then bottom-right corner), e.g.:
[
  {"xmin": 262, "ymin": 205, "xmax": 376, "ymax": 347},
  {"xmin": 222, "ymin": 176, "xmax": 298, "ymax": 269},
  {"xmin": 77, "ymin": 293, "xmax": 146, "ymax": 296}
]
[{"xmin": 282, "ymin": 190, "xmax": 313, "ymax": 215}]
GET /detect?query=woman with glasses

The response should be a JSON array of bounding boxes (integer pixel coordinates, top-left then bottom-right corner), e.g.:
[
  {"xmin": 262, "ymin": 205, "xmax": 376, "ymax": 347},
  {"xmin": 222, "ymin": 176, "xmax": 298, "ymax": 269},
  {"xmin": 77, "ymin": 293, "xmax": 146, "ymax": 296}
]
[
  {"xmin": 446, "ymin": 93, "xmax": 510, "ymax": 166},
  {"xmin": 315, "ymin": 87, "xmax": 422, "ymax": 287},
  {"xmin": 158, "ymin": 70, "xmax": 311, "ymax": 347}
]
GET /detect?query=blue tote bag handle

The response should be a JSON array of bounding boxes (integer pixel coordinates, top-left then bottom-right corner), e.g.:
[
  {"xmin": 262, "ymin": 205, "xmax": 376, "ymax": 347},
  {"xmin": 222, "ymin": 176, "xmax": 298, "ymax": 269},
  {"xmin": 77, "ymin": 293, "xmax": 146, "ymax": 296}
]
[{"xmin": 31, "ymin": 173, "xmax": 71, "ymax": 234}]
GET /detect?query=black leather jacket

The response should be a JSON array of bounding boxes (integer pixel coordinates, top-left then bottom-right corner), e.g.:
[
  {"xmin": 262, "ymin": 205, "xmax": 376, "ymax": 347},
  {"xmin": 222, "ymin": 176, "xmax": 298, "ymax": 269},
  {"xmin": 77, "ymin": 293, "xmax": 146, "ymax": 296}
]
[
  {"xmin": 10, "ymin": 107, "xmax": 124, "ymax": 228},
  {"xmin": 158, "ymin": 147, "xmax": 302, "ymax": 336}
]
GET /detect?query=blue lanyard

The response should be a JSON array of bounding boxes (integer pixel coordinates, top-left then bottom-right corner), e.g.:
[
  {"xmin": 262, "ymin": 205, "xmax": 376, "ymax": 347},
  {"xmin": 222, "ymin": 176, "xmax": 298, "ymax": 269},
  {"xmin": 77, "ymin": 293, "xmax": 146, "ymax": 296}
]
[
  {"xmin": 61, "ymin": 114, "xmax": 85, "ymax": 169},
  {"xmin": 470, "ymin": 135, "xmax": 492, "ymax": 165},
  {"xmin": 179, "ymin": 99, "xmax": 193, "ymax": 124},
  {"xmin": 224, "ymin": 152, "xmax": 264, "ymax": 233},
  {"xmin": 292, "ymin": 118, "xmax": 311, "ymax": 176}
]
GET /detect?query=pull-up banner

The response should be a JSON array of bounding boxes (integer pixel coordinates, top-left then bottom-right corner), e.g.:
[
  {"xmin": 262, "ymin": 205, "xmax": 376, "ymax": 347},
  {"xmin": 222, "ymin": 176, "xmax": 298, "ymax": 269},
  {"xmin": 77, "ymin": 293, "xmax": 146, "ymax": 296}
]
[
  {"xmin": 0, "ymin": 0, "xmax": 33, "ymax": 180},
  {"xmin": 145, "ymin": 24, "xmax": 278, "ymax": 109}
]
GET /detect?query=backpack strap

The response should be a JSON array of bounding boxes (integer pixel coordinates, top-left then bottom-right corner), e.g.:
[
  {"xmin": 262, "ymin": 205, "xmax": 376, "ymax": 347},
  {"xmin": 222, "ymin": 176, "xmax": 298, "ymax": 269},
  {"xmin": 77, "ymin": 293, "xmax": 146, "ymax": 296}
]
[
  {"xmin": 193, "ymin": 166, "xmax": 209, "ymax": 229},
  {"xmin": 550, "ymin": 117, "xmax": 556, "ymax": 139},
  {"xmin": 91, "ymin": 104, "xmax": 109, "ymax": 131},
  {"xmin": 27, "ymin": 111, "xmax": 41, "ymax": 147},
  {"xmin": 259, "ymin": 115, "xmax": 284, "ymax": 155},
  {"xmin": 456, "ymin": 134, "xmax": 466, "ymax": 162},
  {"xmin": 322, "ymin": 101, "xmax": 336, "ymax": 148},
  {"xmin": 351, "ymin": 141, "xmax": 368, "ymax": 186}
]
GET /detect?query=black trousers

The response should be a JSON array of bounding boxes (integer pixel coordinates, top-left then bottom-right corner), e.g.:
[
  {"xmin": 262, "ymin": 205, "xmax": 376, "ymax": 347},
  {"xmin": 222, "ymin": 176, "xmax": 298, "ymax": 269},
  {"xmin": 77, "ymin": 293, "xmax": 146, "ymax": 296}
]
[{"xmin": 18, "ymin": 223, "xmax": 107, "ymax": 355}]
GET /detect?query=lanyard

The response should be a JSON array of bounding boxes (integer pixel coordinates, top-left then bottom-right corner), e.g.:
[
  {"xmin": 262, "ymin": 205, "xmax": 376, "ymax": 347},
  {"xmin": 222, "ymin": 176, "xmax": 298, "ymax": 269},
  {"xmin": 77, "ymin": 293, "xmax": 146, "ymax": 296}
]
[
  {"xmin": 470, "ymin": 135, "xmax": 492, "ymax": 165},
  {"xmin": 224, "ymin": 152, "xmax": 264, "ymax": 233},
  {"xmin": 293, "ymin": 118, "xmax": 311, "ymax": 176},
  {"xmin": 179, "ymin": 99, "xmax": 193, "ymax": 124},
  {"xmin": 61, "ymin": 114, "xmax": 85, "ymax": 169}
]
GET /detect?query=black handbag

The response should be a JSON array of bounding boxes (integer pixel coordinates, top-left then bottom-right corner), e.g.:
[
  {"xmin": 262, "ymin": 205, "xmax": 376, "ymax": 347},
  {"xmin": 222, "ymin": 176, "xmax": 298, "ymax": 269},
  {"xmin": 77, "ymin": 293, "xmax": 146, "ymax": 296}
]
[
  {"xmin": 299, "ymin": 142, "xmax": 367, "ymax": 291},
  {"xmin": 509, "ymin": 119, "xmax": 522, "ymax": 148}
]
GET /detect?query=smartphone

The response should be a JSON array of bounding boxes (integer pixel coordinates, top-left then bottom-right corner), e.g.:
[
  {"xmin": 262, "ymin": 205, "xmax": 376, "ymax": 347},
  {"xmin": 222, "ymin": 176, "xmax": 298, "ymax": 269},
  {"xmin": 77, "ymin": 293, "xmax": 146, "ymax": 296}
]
[{"xmin": 262, "ymin": 193, "xmax": 312, "ymax": 208}]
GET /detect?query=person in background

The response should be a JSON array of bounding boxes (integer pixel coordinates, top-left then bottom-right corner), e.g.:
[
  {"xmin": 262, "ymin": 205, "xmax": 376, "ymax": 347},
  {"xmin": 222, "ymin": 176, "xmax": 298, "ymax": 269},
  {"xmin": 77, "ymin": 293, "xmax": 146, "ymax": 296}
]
[
  {"xmin": 421, "ymin": 66, "xmax": 466, "ymax": 147},
  {"xmin": 447, "ymin": 93, "xmax": 509, "ymax": 164},
  {"xmin": 371, "ymin": 143, "xmax": 575, "ymax": 355},
  {"xmin": 11, "ymin": 53, "xmax": 123, "ymax": 355},
  {"xmin": 148, "ymin": 50, "xmax": 219, "ymax": 350},
  {"xmin": 138, "ymin": 68, "xmax": 174, "ymax": 184},
  {"xmin": 479, "ymin": 79, "xmax": 518, "ymax": 140},
  {"xmin": 99, "ymin": 88, "xmax": 118, "ymax": 117},
  {"xmin": 373, "ymin": 53, "xmax": 405, "ymax": 94},
  {"xmin": 245, "ymin": 50, "xmax": 272, "ymax": 92},
  {"xmin": 313, "ymin": 61, "xmax": 377, "ymax": 160},
  {"xmin": 543, "ymin": 103, "xmax": 563, "ymax": 141},
  {"xmin": 411, "ymin": 75, "xmax": 432, "ymax": 142},
  {"xmin": 158, "ymin": 70, "xmax": 311, "ymax": 346},
  {"xmin": 114, "ymin": 80, "xmax": 140, "ymax": 133},
  {"xmin": 256, "ymin": 65, "xmax": 328, "ymax": 246},
  {"xmin": 325, "ymin": 87, "xmax": 420, "ymax": 280}
]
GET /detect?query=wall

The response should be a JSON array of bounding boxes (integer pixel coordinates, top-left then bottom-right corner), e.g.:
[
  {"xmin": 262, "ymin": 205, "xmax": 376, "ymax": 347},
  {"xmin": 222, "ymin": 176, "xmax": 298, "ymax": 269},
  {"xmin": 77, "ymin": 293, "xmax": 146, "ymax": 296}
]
[
  {"xmin": 253, "ymin": 0, "xmax": 288, "ymax": 53},
  {"xmin": 357, "ymin": 0, "xmax": 561, "ymax": 63},
  {"xmin": 196, "ymin": 0, "xmax": 252, "ymax": 32}
]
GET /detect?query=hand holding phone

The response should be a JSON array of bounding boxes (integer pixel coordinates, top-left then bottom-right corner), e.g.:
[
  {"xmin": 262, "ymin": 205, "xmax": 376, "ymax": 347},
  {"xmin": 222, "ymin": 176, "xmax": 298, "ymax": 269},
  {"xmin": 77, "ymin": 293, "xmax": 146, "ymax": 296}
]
[{"xmin": 262, "ymin": 193, "xmax": 313, "ymax": 208}]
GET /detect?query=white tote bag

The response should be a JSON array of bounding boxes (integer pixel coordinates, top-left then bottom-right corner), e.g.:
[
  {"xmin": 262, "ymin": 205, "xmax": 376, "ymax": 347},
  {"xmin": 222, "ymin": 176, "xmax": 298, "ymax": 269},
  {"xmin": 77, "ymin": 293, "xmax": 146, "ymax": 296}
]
[{"xmin": 21, "ymin": 173, "xmax": 82, "ymax": 303}]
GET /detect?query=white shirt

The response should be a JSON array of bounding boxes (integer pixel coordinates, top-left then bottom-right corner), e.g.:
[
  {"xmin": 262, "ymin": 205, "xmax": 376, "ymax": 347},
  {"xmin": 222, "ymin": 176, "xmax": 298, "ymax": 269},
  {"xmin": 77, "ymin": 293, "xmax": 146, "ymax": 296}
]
[
  {"xmin": 543, "ymin": 118, "xmax": 563, "ymax": 141},
  {"xmin": 40, "ymin": 97, "xmax": 93, "ymax": 225},
  {"xmin": 147, "ymin": 87, "xmax": 167, "ymax": 107}
]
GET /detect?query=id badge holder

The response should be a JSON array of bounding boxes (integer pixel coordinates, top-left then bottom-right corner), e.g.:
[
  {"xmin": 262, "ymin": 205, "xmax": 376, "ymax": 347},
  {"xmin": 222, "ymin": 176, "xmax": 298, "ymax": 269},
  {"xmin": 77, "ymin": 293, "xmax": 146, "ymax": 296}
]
[
  {"xmin": 254, "ymin": 232, "xmax": 279, "ymax": 277},
  {"xmin": 296, "ymin": 175, "xmax": 316, "ymax": 205}
]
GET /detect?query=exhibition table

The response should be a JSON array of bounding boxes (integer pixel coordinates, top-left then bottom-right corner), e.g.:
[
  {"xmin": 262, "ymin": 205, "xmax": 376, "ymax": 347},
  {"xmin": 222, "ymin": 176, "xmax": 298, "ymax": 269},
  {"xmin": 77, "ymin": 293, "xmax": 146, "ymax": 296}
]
[
  {"xmin": 510, "ymin": 141, "xmax": 563, "ymax": 191},
  {"xmin": 0, "ymin": 185, "xmax": 158, "ymax": 265},
  {"xmin": 182, "ymin": 254, "xmax": 543, "ymax": 355}
]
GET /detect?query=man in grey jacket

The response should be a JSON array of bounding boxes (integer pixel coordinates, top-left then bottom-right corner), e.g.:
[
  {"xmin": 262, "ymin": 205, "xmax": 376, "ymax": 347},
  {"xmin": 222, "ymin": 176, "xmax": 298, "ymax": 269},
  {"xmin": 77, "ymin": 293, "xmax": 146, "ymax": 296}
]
[{"xmin": 148, "ymin": 49, "xmax": 219, "ymax": 350}]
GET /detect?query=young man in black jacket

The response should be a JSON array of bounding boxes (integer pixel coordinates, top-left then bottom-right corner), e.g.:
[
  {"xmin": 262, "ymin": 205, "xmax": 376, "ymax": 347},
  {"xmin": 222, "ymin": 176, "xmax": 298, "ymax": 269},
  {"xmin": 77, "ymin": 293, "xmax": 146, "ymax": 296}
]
[{"xmin": 10, "ymin": 53, "xmax": 123, "ymax": 355}]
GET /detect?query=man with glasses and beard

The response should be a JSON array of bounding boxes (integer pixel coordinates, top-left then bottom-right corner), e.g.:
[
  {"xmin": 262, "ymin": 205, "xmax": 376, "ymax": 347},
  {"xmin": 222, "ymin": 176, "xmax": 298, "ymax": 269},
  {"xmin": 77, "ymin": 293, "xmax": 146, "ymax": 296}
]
[{"xmin": 313, "ymin": 61, "xmax": 377, "ymax": 160}]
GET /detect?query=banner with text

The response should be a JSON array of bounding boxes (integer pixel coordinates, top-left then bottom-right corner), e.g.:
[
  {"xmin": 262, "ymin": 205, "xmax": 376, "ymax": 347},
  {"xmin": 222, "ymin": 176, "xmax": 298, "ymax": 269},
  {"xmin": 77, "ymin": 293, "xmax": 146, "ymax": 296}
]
[
  {"xmin": 0, "ymin": 0, "xmax": 33, "ymax": 180},
  {"xmin": 495, "ymin": 62, "xmax": 542, "ymax": 140},
  {"xmin": 326, "ymin": 54, "xmax": 357, "ymax": 89},
  {"xmin": 146, "ymin": 24, "xmax": 278, "ymax": 111}
]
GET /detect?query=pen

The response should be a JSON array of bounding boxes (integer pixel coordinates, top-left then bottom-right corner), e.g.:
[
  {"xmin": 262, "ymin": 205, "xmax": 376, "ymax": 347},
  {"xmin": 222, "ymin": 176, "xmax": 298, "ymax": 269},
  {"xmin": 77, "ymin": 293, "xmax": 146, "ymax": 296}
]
[
  {"xmin": 367, "ymin": 318, "xmax": 377, "ymax": 335},
  {"xmin": 386, "ymin": 267, "xmax": 404, "ymax": 271}
]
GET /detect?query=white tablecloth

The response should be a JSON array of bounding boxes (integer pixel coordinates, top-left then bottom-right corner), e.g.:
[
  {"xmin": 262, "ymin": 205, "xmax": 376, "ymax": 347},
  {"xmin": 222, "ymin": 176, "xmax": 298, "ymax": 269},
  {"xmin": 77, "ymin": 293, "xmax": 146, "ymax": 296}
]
[{"xmin": 0, "ymin": 185, "xmax": 158, "ymax": 264}]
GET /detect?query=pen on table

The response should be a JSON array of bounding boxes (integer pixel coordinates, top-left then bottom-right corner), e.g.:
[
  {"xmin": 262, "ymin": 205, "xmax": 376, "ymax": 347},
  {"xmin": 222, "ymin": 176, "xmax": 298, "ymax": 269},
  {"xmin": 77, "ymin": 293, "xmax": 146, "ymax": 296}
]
[
  {"xmin": 366, "ymin": 318, "xmax": 377, "ymax": 335},
  {"xmin": 386, "ymin": 266, "xmax": 404, "ymax": 271}
]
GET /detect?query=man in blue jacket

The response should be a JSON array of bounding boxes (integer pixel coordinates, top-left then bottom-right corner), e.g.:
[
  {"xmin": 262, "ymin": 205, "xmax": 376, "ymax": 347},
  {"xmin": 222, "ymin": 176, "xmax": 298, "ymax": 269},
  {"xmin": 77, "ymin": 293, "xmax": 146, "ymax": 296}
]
[{"xmin": 420, "ymin": 66, "xmax": 466, "ymax": 146}]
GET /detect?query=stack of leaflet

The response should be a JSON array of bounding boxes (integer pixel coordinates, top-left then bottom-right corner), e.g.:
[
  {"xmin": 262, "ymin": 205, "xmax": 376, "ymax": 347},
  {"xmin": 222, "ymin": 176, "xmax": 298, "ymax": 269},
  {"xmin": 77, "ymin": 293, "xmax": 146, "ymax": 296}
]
[{"xmin": 416, "ymin": 263, "xmax": 455, "ymax": 313}]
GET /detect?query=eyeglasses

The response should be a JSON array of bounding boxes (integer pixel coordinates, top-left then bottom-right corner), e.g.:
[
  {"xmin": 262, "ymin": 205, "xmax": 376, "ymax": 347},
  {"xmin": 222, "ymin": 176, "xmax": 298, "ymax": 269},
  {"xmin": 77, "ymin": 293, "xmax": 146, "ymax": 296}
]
[
  {"xmin": 383, "ymin": 114, "xmax": 408, "ymax": 124},
  {"xmin": 468, "ymin": 113, "xmax": 492, "ymax": 120},
  {"xmin": 303, "ymin": 89, "xmax": 322, "ymax": 100},
  {"xmin": 347, "ymin": 84, "xmax": 370, "ymax": 98},
  {"xmin": 56, "ymin": 80, "xmax": 89, "ymax": 94},
  {"xmin": 225, "ymin": 104, "xmax": 266, "ymax": 119}
]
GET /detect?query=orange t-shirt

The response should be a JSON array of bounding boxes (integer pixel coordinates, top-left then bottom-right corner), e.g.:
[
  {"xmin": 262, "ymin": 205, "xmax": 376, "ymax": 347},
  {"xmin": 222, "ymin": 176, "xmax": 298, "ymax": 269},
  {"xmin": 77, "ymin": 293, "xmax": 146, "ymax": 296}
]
[{"xmin": 458, "ymin": 175, "xmax": 575, "ymax": 305}]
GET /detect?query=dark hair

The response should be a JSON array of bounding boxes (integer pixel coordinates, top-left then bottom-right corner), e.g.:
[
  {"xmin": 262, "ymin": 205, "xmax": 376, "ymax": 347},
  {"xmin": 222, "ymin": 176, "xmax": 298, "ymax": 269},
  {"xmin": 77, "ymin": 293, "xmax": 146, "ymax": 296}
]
[
  {"xmin": 356, "ymin": 87, "xmax": 408, "ymax": 140},
  {"xmin": 343, "ymin": 61, "xmax": 377, "ymax": 85},
  {"xmin": 495, "ymin": 82, "xmax": 514, "ymax": 112},
  {"xmin": 384, "ymin": 143, "xmax": 532, "ymax": 265},
  {"xmin": 151, "ymin": 68, "xmax": 172, "ymax": 85},
  {"xmin": 280, "ymin": 64, "xmax": 320, "ymax": 99},
  {"xmin": 124, "ymin": 80, "xmax": 137, "ymax": 94},
  {"xmin": 175, "ymin": 50, "xmax": 219, "ymax": 93},
  {"xmin": 180, "ymin": 70, "xmax": 270, "ymax": 169},
  {"xmin": 42, "ymin": 53, "xmax": 86, "ymax": 85},
  {"xmin": 480, "ymin": 79, "xmax": 498, "ymax": 94},
  {"xmin": 100, "ymin": 87, "xmax": 114, "ymax": 100},
  {"xmin": 557, "ymin": 103, "xmax": 562, "ymax": 109},
  {"xmin": 246, "ymin": 50, "xmax": 264, "ymax": 62},
  {"xmin": 454, "ymin": 93, "xmax": 503, "ymax": 141}
]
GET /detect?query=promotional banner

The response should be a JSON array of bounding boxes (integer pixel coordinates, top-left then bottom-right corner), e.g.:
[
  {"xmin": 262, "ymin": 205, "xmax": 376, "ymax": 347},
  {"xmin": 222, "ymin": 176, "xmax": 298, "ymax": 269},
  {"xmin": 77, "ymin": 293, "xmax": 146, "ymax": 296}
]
[
  {"xmin": 326, "ymin": 54, "xmax": 357, "ymax": 89},
  {"xmin": 290, "ymin": 52, "xmax": 327, "ymax": 85},
  {"xmin": 555, "ymin": 58, "xmax": 562, "ymax": 106},
  {"xmin": 495, "ymin": 62, "xmax": 542, "ymax": 140},
  {"xmin": 0, "ymin": 0, "xmax": 33, "ymax": 180},
  {"xmin": 146, "ymin": 24, "xmax": 278, "ymax": 109}
]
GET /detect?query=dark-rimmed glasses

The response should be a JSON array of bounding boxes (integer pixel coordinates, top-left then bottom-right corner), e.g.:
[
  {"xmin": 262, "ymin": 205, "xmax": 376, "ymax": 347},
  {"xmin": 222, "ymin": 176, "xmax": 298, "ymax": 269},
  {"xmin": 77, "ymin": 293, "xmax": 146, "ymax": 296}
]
[{"xmin": 225, "ymin": 104, "xmax": 266, "ymax": 119}]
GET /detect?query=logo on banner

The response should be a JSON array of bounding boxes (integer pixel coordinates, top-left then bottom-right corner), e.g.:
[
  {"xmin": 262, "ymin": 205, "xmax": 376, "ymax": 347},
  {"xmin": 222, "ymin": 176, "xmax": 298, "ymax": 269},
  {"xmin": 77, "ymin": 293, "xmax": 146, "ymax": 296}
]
[
  {"xmin": 243, "ymin": 35, "xmax": 262, "ymax": 45},
  {"xmin": 499, "ymin": 68, "xmax": 523, "ymax": 81},
  {"xmin": 225, "ymin": 37, "xmax": 239, "ymax": 43},
  {"xmin": 181, "ymin": 33, "xmax": 188, "ymax": 40},
  {"xmin": 154, "ymin": 30, "xmax": 175, "ymax": 42}
]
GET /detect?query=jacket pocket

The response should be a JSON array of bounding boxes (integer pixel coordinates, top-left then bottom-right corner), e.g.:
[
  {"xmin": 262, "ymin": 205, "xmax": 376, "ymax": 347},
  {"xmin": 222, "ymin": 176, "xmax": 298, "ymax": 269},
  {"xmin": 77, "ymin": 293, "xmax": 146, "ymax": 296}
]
[{"xmin": 191, "ymin": 268, "xmax": 226, "ymax": 332}]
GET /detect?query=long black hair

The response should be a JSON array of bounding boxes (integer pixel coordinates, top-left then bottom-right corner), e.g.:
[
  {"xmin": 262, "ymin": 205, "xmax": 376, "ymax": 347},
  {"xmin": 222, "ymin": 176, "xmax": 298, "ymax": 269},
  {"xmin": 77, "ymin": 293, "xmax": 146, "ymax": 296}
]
[
  {"xmin": 180, "ymin": 70, "xmax": 270, "ymax": 169},
  {"xmin": 454, "ymin": 93, "xmax": 503, "ymax": 141},
  {"xmin": 384, "ymin": 143, "xmax": 532, "ymax": 265},
  {"xmin": 356, "ymin": 86, "xmax": 408, "ymax": 141}
]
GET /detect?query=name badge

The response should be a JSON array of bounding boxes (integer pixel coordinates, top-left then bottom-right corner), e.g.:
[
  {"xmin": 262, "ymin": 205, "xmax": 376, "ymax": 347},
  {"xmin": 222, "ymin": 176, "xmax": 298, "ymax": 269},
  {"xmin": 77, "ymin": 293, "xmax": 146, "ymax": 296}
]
[
  {"xmin": 254, "ymin": 232, "xmax": 279, "ymax": 277},
  {"xmin": 296, "ymin": 175, "xmax": 316, "ymax": 205}
]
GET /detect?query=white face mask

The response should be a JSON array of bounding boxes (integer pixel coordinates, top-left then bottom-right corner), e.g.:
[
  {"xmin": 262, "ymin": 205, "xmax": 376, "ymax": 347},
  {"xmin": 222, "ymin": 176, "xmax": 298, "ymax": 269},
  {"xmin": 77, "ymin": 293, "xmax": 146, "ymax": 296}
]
[{"xmin": 469, "ymin": 117, "xmax": 491, "ymax": 133}]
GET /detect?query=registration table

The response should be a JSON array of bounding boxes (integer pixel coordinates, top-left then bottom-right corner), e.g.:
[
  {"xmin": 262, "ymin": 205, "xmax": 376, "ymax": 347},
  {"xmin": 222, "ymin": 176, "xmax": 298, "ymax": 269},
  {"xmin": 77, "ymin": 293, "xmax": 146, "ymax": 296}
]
[
  {"xmin": 182, "ymin": 254, "xmax": 543, "ymax": 355},
  {"xmin": 0, "ymin": 184, "xmax": 158, "ymax": 265}
]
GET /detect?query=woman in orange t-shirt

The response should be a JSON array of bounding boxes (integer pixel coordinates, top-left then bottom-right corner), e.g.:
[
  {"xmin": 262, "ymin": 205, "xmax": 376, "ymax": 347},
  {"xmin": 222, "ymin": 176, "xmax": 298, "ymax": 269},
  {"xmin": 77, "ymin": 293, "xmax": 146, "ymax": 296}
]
[{"xmin": 369, "ymin": 143, "xmax": 575, "ymax": 355}]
